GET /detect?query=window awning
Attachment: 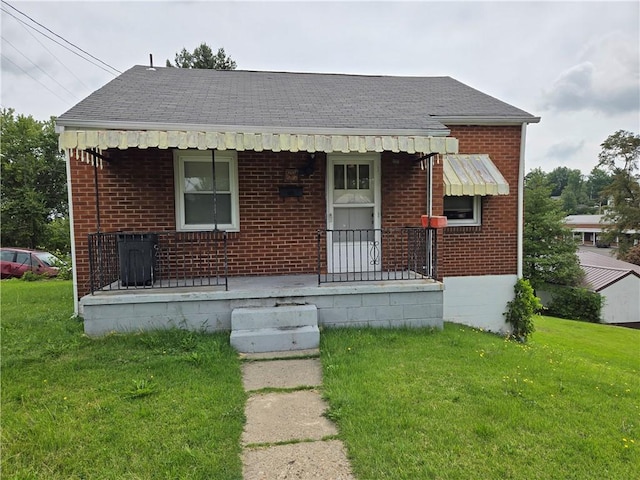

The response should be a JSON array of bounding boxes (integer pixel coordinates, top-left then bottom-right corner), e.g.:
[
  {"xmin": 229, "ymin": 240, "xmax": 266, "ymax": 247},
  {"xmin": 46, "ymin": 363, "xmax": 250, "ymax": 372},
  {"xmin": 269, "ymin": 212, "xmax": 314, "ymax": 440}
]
[
  {"xmin": 58, "ymin": 129, "xmax": 459, "ymax": 155},
  {"xmin": 443, "ymin": 154, "xmax": 509, "ymax": 196}
]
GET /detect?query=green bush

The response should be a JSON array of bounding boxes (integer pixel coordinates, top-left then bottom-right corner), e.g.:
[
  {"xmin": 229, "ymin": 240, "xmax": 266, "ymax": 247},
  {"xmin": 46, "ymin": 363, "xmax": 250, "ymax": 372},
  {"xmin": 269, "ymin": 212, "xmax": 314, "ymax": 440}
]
[
  {"xmin": 504, "ymin": 278, "xmax": 542, "ymax": 342},
  {"xmin": 545, "ymin": 286, "xmax": 602, "ymax": 323},
  {"xmin": 51, "ymin": 250, "xmax": 72, "ymax": 280},
  {"xmin": 20, "ymin": 270, "xmax": 45, "ymax": 282}
]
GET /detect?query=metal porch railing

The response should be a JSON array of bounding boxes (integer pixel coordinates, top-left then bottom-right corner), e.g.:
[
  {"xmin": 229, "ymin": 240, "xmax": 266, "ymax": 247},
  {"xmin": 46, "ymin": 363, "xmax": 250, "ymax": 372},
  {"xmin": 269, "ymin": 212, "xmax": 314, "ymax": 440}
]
[
  {"xmin": 317, "ymin": 227, "xmax": 437, "ymax": 284},
  {"xmin": 88, "ymin": 231, "xmax": 228, "ymax": 293}
]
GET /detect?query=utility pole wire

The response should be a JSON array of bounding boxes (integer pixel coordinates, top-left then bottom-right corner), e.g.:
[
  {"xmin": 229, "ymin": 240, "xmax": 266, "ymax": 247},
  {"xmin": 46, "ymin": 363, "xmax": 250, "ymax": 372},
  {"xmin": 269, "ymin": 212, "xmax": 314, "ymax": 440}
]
[
  {"xmin": 1, "ymin": 1, "xmax": 122, "ymax": 75},
  {"xmin": 11, "ymin": 7, "xmax": 91, "ymax": 90},
  {"xmin": 1, "ymin": 53, "xmax": 72, "ymax": 105},
  {"xmin": 0, "ymin": 7, "xmax": 119, "ymax": 76},
  {"xmin": 2, "ymin": 36, "xmax": 80, "ymax": 101}
]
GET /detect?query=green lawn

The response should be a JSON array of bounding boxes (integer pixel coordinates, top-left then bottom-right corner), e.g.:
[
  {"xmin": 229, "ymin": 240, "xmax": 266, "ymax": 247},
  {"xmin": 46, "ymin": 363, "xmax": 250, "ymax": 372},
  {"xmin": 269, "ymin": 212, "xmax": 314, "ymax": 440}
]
[
  {"xmin": 1, "ymin": 280, "xmax": 245, "ymax": 480},
  {"xmin": 3, "ymin": 280, "xmax": 638, "ymax": 479},
  {"xmin": 321, "ymin": 320, "xmax": 639, "ymax": 479}
]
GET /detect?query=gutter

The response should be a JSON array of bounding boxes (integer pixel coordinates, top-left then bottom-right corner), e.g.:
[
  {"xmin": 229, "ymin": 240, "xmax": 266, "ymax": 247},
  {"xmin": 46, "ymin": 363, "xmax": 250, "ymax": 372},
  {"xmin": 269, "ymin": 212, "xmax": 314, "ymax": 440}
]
[
  {"xmin": 433, "ymin": 115, "xmax": 541, "ymax": 126},
  {"xmin": 54, "ymin": 120, "xmax": 451, "ymax": 138},
  {"xmin": 517, "ymin": 122, "xmax": 528, "ymax": 278}
]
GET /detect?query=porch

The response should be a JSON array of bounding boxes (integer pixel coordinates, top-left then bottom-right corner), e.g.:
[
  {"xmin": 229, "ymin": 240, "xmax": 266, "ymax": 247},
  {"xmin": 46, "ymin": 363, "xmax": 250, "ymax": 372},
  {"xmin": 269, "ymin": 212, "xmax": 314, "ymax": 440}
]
[
  {"xmin": 80, "ymin": 272, "xmax": 444, "ymax": 337},
  {"xmin": 81, "ymin": 224, "xmax": 443, "ymax": 339}
]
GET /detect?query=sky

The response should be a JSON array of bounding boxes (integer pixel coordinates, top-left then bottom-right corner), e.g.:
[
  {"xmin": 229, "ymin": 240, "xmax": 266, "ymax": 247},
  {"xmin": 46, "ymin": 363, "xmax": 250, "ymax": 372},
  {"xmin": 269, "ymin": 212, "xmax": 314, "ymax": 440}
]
[{"xmin": 1, "ymin": 0, "xmax": 638, "ymax": 175}]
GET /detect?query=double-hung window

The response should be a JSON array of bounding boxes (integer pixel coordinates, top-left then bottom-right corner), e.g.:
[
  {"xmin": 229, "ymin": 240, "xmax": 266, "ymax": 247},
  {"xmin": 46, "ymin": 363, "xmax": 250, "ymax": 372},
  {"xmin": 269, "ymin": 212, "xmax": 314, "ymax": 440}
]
[
  {"xmin": 443, "ymin": 195, "xmax": 481, "ymax": 226},
  {"xmin": 174, "ymin": 150, "xmax": 239, "ymax": 231}
]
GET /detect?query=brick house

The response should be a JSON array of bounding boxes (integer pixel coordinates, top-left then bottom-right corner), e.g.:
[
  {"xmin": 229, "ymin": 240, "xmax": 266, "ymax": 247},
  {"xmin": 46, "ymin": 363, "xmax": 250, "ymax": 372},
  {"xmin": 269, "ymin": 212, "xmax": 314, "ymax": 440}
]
[{"xmin": 57, "ymin": 66, "xmax": 539, "ymax": 346}]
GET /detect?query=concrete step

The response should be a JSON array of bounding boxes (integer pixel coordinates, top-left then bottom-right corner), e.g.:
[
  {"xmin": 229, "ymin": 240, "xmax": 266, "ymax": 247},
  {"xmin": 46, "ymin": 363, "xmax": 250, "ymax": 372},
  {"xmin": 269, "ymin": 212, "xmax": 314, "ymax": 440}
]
[{"xmin": 230, "ymin": 304, "xmax": 319, "ymax": 353}]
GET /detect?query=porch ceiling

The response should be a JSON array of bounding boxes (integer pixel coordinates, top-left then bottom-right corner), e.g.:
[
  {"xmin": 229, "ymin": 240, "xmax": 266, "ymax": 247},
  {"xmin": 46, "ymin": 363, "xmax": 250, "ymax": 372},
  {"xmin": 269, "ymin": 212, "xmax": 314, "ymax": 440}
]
[
  {"xmin": 443, "ymin": 154, "xmax": 509, "ymax": 196},
  {"xmin": 58, "ymin": 129, "xmax": 459, "ymax": 155}
]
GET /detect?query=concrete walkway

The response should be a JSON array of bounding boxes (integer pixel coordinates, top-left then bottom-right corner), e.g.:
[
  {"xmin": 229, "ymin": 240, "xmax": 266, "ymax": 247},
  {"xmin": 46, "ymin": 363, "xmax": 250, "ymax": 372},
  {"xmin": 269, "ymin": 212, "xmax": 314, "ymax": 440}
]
[{"xmin": 240, "ymin": 350, "xmax": 355, "ymax": 479}]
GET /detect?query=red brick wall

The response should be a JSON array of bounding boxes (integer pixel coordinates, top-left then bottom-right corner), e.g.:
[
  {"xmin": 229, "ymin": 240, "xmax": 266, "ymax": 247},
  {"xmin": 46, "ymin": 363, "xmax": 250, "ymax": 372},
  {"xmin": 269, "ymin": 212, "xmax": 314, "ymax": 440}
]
[
  {"xmin": 70, "ymin": 149, "xmax": 327, "ymax": 297},
  {"xmin": 439, "ymin": 125, "xmax": 523, "ymax": 278},
  {"xmin": 70, "ymin": 149, "xmax": 175, "ymax": 297},
  {"xmin": 70, "ymin": 126, "xmax": 522, "ymax": 297}
]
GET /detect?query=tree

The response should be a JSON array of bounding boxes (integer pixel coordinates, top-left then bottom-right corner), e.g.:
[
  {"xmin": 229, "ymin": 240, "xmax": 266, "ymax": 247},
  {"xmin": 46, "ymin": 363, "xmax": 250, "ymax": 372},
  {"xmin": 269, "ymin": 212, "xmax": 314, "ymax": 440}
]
[
  {"xmin": 585, "ymin": 166, "xmax": 613, "ymax": 211},
  {"xmin": 598, "ymin": 130, "xmax": 640, "ymax": 257},
  {"xmin": 166, "ymin": 43, "xmax": 236, "ymax": 70},
  {"xmin": 0, "ymin": 108, "xmax": 67, "ymax": 250},
  {"xmin": 524, "ymin": 169, "xmax": 584, "ymax": 290},
  {"xmin": 622, "ymin": 244, "xmax": 640, "ymax": 266}
]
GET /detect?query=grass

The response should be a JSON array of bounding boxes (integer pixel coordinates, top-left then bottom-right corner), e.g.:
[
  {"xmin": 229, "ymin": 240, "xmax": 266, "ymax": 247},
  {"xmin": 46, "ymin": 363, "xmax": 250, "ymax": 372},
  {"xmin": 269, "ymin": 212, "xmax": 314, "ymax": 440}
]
[
  {"xmin": 320, "ymin": 319, "xmax": 639, "ymax": 479},
  {"xmin": 3, "ymin": 280, "xmax": 638, "ymax": 479},
  {"xmin": 1, "ymin": 280, "xmax": 245, "ymax": 480}
]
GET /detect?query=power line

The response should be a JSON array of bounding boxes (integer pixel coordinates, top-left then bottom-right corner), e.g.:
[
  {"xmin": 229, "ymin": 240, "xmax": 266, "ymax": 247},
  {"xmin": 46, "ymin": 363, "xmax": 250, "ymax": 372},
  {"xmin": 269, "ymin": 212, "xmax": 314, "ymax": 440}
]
[
  {"xmin": 12, "ymin": 7, "xmax": 91, "ymax": 90},
  {"xmin": 1, "ymin": 1, "xmax": 121, "ymax": 75},
  {"xmin": 2, "ymin": 36, "xmax": 80, "ymax": 101},
  {"xmin": 1, "ymin": 53, "xmax": 72, "ymax": 105},
  {"xmin": 0, "ymin": 7, "xmax": 119, "ymax": 76}
]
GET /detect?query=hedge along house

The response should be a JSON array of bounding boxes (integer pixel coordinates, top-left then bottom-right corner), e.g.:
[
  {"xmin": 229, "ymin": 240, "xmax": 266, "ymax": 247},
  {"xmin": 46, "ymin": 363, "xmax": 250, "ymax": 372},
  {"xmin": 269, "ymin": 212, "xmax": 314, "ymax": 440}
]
[{"xmin": 57, "ymin": 66, "xmax": 539, "ymax": 347}]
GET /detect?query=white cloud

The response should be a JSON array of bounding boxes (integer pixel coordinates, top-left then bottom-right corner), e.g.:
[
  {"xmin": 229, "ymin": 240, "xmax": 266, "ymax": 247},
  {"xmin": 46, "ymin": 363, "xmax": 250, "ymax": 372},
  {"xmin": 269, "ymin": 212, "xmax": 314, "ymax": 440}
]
[
  {"xmin": 546, "ymin": 140, "xmax": 586, "ymax": 160},
  {"xmin": 540, "ymin": 32, "xmax": 640, "ymax": 115}
]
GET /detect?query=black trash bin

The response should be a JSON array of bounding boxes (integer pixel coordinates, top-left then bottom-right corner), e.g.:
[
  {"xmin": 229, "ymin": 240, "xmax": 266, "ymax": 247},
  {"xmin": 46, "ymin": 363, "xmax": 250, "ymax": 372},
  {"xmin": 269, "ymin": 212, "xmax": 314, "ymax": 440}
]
[{"xmin": 117, "ymin": 233, "xmax": 158, "ymax": 286}]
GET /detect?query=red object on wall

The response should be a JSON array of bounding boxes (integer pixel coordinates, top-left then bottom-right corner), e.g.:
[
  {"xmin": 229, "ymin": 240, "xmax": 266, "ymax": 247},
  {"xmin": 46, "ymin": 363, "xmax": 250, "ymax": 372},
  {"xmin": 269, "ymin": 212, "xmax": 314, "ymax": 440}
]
[
  {"xmin": 429, "ymin": 216, "xmax": 448, "ymax": 229},
  {"xmin": 421, "ymin": 215, "xmax": 447, "ymax": 228}
]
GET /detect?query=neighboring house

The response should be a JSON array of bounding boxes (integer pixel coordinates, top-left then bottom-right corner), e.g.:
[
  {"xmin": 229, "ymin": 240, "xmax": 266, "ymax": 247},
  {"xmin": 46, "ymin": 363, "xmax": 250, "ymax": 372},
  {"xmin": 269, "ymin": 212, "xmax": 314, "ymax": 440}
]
[
  {"xmin": 565, "ymin": 215, "xmax": 614, "ymax": 247},
  {"xmin": 577, "ymin": 250, "xmax": 640, "ymax": 325},
  {"xmin": 56, "ymin": 66, "xmax": 539, "ymax": 342}
]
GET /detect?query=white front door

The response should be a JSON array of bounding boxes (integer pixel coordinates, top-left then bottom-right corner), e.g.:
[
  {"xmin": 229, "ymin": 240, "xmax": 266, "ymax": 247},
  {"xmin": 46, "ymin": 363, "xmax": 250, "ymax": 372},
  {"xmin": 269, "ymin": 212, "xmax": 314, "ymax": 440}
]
[{"xmin": 326, "ymin": 154, "xmax": 381, "ymax": 273}]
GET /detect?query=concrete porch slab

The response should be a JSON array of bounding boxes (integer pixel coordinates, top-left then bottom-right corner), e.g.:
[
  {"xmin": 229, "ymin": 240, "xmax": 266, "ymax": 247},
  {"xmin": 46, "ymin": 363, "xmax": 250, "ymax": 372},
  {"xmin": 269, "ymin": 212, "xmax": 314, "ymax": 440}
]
[
  {"xmin": 80, "ymin": 273, "xmax": 444, "ymax": 336},
  {"xmin": 242, "ymin": 390, "xmax": 337, "ymax": 445}
]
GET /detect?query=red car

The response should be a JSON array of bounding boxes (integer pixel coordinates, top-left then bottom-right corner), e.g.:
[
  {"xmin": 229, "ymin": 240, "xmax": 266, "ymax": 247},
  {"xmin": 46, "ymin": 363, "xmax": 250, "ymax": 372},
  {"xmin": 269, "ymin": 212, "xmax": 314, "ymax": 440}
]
[{"xmin": 0, "ymin": 248, "xmax": 61, "ymax": 279}]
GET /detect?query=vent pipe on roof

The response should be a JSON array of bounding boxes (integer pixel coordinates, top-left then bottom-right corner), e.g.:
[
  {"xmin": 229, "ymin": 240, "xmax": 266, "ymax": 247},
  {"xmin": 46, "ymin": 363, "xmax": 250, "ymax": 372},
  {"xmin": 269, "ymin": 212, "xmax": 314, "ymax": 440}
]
[{"xmin": 147, "ymin": 54, "xmax": 156, "ymax": 71}]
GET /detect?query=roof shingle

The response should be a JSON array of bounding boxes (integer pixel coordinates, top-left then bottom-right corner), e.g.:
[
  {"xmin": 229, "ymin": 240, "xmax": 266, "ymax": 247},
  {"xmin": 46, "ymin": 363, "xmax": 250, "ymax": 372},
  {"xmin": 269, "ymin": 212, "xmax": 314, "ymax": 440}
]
[{"xmin": 57, "ymin": 66, "xmax": 538, "ymax": 134}]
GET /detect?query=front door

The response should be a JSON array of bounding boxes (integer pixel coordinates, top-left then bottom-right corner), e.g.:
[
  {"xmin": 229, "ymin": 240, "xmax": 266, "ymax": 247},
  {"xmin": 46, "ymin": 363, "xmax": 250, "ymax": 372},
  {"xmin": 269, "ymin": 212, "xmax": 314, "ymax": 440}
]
[{"xmin": 326, "ymin": 154, "xmax": 381, "ymax": 273}]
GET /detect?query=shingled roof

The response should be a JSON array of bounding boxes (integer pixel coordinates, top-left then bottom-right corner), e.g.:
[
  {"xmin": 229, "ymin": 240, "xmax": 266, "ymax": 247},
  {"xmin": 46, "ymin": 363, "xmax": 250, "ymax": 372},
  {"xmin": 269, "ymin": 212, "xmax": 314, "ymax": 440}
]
[{"xmin": 57, "ymin": 66, "xmax": 539, "ymax": 134}]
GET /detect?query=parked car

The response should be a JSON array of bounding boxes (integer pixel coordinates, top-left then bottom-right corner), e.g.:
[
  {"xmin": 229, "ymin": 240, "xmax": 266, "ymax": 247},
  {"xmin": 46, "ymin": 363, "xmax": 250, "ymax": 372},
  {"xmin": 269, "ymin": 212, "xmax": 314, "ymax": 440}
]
[{"xmin": 0, "ymin": 248, "xmax": 61, "ymax": 279}]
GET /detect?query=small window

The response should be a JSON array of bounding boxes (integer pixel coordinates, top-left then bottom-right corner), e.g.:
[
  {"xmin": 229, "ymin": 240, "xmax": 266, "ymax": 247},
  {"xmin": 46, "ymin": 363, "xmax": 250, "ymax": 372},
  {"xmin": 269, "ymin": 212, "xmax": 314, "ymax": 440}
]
[
  {"xmin": 443, "ymin": 196, "xmax": 481, "ymax": 226},
  {"xmin": 174, "ymin": 150, "xmax": 239, "ymax": 231}
]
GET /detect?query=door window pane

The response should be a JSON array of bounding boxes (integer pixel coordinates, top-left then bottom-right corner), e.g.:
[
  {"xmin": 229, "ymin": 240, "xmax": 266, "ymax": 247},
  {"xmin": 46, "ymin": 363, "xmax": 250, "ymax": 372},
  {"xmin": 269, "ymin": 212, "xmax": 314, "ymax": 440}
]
[
  {"xmin": 334, "ymin": 165, "xmax": 345, "ymax": 189},
  {"xmin": 359, "ymin": 164, "xmax": 370, "ymax": 189},
  {"xmin": 346, "ymin": 164, "xmax": 358, "ymax": 189}
]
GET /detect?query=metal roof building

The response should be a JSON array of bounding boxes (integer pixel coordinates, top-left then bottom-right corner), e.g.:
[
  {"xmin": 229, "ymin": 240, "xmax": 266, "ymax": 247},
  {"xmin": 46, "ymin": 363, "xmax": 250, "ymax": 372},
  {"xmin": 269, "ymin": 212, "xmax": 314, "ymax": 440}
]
[{"xmin": 578, "ymin": 250, "xmax": 640, "ymax": 324}]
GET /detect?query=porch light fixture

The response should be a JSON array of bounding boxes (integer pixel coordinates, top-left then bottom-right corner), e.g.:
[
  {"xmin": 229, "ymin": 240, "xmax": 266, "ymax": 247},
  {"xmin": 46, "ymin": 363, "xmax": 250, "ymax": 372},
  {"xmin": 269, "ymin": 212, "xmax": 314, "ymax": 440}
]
[{"xmin": 298, "ymin": 153, "xmax": 316, "ymax": 177}]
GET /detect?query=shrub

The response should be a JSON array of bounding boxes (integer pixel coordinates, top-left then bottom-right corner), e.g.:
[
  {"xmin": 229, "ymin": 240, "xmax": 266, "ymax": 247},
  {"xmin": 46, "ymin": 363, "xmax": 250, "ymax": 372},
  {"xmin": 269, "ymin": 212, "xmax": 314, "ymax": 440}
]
[
  {"xmin": 545, "ymin": 286, "xmax": 602, "ymax": 323},
  {"xmin": 20, "ymin": 270, "xmax": 45, "ymax": 282},
  {"xmin": 504, "ymin": 278, "xmax": 542, "ymax": 342},
  {"xmin": 51, "ymin": 250, "xmax": 72, "ymax": 280}
]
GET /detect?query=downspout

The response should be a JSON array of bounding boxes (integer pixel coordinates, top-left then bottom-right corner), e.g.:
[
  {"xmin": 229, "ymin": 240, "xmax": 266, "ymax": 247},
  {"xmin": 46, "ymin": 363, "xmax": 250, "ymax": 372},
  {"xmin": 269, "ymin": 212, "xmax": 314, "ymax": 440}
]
[
  {"xmin": 211, "ymin": 149, "xmax": 218, "ymax": 230},
  {"xmin": 517, "ymin": 122, "xmax": 527, "ymax": 279},
  {"xmin": 64, "ymin": 148, "xmax": 80, "ymax": 316}
]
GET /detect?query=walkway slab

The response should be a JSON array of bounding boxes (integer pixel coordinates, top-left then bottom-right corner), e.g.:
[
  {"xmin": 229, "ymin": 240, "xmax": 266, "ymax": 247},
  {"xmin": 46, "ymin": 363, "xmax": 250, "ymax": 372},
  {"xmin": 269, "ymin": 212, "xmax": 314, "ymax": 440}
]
[
  {"xmin": 242, "ymin": 359, "xmax": 323, "ymax": 391},
  {"xmin": 242, "ymin": 390, "xmax": 337, "ymax": 445},
  {"xmin": 243, "ymin": 440, "xmax": 355, "ymax": 479}
]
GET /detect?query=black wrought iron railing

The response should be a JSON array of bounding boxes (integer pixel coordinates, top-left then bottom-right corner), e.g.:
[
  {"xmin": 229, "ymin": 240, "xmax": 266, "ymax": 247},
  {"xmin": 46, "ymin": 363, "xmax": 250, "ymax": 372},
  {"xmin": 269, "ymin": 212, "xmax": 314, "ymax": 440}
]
[
  {"xmin": 87, "ymin": 231, "xmax": 228, "ymax": 293},
  {"xmin": 317, "ymin": 227, "xmax": 437, "ymax": 284}
]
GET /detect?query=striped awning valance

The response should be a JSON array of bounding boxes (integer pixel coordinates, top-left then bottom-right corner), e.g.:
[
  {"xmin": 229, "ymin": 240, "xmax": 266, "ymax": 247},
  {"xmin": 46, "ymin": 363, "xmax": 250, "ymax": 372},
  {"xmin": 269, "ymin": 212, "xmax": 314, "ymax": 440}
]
[{"xmin": 59, "ymin": 129, "xmax": 459, "ymax": 155}]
